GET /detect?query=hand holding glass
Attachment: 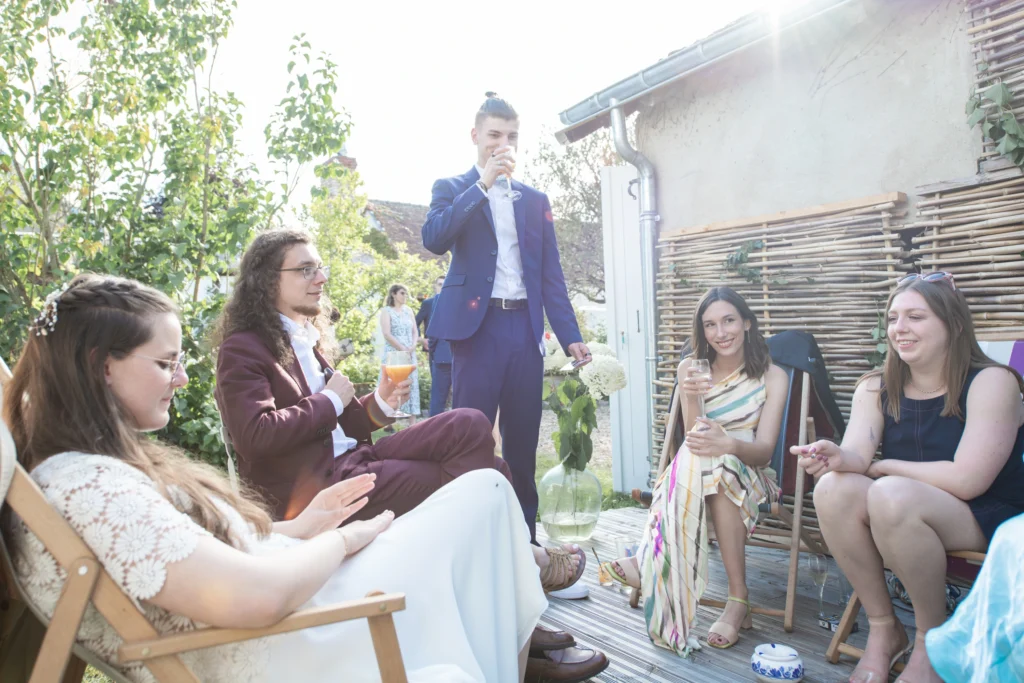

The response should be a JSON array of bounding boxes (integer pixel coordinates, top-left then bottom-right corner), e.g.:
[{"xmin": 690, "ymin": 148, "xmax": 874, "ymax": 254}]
[
  {"xmin": 691, "ymin": 359, "xmax": 712, "ymax": 418},
  {"xmin": 494, "ymin": 147, "xmax": 521, "ymax": 202},
  {"xmin": 384, "ymin": 351, "xmax": 415, "ymax": 419}
]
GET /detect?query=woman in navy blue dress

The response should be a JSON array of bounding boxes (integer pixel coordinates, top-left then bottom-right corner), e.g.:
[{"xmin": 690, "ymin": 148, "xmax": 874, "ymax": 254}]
[{"xmin": 792, "ymin": 272, "xmax": 1024, "ymax": 683}]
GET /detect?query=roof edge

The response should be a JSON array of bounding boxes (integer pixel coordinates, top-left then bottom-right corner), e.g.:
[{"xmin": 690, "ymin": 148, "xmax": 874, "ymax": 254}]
[{"xmin": 555, "ymin": 0, "xmax": 853, "ymax": 145}]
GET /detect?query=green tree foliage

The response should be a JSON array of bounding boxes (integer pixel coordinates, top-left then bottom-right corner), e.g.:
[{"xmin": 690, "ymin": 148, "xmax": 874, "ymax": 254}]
[
  {"xmin": 0, "ymin": 0, "xmax": 349, "ymax": 466},
  {"xmin": 310, "ymin": 182, "xmax": 446, "ymax": 360},
  {"xmin": 526, "ymin": 126, "xmax": 629, "ymax": 305}
]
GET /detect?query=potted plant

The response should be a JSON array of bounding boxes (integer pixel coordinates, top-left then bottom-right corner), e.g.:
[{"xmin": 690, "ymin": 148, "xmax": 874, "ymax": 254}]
[{"xmin": 537, "ymin": 350, "xmax": 627, "ymax": 542}]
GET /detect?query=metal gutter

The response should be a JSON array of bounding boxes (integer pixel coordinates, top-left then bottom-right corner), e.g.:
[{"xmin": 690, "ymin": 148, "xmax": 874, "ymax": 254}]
[{"xmin": 555, "ymin": 0, "xmax": 852, "ymax": 144}]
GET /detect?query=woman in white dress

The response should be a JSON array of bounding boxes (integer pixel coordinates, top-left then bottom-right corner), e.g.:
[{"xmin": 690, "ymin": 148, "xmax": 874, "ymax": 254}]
[{"xmin": 2, "ymin": 273, "xmax": 599, "ymax": 683}]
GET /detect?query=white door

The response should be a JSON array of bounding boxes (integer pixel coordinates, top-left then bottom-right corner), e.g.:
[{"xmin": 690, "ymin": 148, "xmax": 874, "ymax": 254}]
[{"xmin": 602, "ymin": 165, "xmax": 654, "ymax": 493}]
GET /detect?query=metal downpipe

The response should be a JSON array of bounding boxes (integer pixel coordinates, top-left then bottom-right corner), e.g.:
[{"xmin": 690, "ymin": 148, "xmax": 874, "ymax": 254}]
[{"xmin": 609, "ymin": 98, "xmax": 660, "ymax": 484}]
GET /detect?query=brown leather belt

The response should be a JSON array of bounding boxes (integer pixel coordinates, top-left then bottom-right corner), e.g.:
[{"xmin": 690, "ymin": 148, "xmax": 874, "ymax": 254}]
[{"xmin": 489, "ymin": 298, "xmax": 527, "ymax": 310}]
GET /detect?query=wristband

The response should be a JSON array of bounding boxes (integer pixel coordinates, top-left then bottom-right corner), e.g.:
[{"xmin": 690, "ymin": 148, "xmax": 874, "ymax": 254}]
[{"xmin": 475, "ymin": 180, "xmax": 489, "ymax": 195}]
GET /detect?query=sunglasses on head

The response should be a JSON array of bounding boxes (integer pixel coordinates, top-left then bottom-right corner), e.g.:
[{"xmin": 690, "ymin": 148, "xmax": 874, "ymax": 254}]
[{"xmin": 898, "ymin": 271, "xmax": 956, "ymax": 291}]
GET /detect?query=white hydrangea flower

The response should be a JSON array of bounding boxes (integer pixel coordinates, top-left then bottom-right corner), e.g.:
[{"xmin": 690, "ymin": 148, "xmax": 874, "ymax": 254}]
[
  {"xmin": 543, "ymin": 348, "xmax": 570, "ymax": 375},
  {"xmin": 586, "ymin": 342, "xmax": 616, "ymax": 358},
  {"xmin": 579, "ymin": 355, "xmax": 628, "ymax": 400}
]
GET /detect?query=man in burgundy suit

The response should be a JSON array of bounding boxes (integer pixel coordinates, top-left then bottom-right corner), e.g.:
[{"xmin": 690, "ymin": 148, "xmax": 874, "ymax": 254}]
[
  {"xmin": 214, "ymin": 228, "xmax": 511, "ymax": 523},
  {"xmin": 213, "ymin": 229, "xmax": 612, "ymax": 678}
]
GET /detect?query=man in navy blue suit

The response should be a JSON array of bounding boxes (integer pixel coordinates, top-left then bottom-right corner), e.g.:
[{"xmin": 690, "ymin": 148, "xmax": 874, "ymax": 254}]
[
  {"xmin": 423, "ymin": 93, "xmax": 592, "ymax": 543},
  {"xmin": 415, "ymin": 276, "xmax": 453, "ymax": 416}
]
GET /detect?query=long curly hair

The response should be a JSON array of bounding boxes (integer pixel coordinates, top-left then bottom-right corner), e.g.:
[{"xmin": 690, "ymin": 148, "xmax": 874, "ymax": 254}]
[
  {"xmin": 5, "ymin": 274, "xmax": 272, "ymax": 547},
  {"xmin": 212, "ymin": 229, "xmax": 337, "ymax": 365}
]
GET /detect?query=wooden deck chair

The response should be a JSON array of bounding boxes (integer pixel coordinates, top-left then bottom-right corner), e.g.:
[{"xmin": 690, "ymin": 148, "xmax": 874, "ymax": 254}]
[
  {"xmin": 825, "ymin": 551, "xmax": 986, "ymax": 672},
  {"xmin": 641, "ymin": 361, "xmax": 840, "ymax": 632},
  {"xmin": 0, "ymin": 358, "xmax": 410, "ymax": 683}
]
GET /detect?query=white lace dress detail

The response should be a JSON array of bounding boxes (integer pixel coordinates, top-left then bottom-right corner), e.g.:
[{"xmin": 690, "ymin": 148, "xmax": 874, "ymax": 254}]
[
  {"xmin": 12, "ymin": 457, "xmax": 546, "ymax": 682},
  {"xmin": 9, "ymin": 453, "xmax": 270, "ymax": 683}
]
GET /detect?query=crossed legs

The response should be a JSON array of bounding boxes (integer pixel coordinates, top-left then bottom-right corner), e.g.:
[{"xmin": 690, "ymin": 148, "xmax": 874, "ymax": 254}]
[{"xmin": 815, "ymin": 472, "xmax": 986, "ymax": 682}]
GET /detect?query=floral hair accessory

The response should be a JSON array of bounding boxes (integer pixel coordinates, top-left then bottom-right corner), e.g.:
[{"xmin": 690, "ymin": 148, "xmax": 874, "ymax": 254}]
[{"xmin": 32, "ymin": 282, "xmax": 71, "ymax": 336}]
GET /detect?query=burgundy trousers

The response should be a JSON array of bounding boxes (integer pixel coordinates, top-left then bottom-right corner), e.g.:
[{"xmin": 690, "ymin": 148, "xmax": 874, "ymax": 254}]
[{"xmin": 335, "ymin": 408, "xmax": 512, "ymax": 521}]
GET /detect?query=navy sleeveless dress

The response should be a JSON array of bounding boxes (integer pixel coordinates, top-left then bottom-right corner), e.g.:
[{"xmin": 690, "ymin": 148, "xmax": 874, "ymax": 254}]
[{"xmin": 882, "ymin": 368, "xmax": 1024, "ymax": 540}]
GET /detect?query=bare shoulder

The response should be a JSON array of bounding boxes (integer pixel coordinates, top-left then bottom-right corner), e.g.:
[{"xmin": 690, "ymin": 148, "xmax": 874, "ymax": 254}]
[
  {"xmin": 765, "ymin": 363, "xmax": 788, "ymax": 384},
  {"xmin": 855, "ymin": 373, "xmax": 883, "ymax": 394},
  {"xmin": 851, "ymin": 373, "xmax": 884, "ymax": 416},
  {"xmin": 969, "ymin": 366, "xmax": 1023, "ymax": 399}
]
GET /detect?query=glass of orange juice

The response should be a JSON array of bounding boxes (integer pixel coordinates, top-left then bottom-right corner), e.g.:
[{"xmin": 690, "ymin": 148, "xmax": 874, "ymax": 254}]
[{"xmin": 384, "ymin": 350, "xmax": 416, "ymax": 419}]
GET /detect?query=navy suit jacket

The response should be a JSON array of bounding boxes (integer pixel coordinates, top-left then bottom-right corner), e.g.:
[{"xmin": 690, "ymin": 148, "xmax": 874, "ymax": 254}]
[
  {"xmin": 415, "ymin": 295, "xmax": 452, "ymax": 364},
  {"xmin": 422, "ymin": 167, "xmax": 582, "ymax": 353}
]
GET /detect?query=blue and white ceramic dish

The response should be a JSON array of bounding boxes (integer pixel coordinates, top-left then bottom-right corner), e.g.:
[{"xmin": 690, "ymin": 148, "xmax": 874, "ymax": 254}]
[{"xmin": 751, "ymin": 643, "xmax": 804, "ymax": 682}]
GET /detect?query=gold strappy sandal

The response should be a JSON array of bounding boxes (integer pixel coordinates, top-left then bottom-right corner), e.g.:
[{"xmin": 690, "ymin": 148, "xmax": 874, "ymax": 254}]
[
  {"xmin": 539, "ymin": 546, "xmax": 586, "ymax": 592},
  {"xmin": 707, "ymin": 596, "xmax": 753, "ymax": 650}
]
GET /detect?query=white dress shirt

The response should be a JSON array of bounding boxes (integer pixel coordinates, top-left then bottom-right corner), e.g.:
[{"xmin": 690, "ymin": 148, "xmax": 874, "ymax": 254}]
[
  {"xmin": 475, "ymin": 165, "xmax": 527, "ymax": 300},
  {"xmin": 280, "ymin": 314, "xmax": 394, "ymax": 458}
]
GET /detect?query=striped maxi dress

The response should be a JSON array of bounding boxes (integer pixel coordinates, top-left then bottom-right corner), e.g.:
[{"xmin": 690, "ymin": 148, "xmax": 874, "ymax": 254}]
[{"xmin": 636, "ymin": 365, "xmax": 779, "ymax": 655}]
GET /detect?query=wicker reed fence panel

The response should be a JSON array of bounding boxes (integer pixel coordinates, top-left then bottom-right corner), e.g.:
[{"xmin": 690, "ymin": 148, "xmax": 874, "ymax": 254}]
[
  {"xmin": 968, "ymin": 0, "xmax": 1024, "ymax": 172},
  {"xmin": 913, "ymin": 174, "xmax": 1024, "ymax": 340},
  {"xmin": 652, "ymin": 193, "xmax": 908, "ymax": 483}
]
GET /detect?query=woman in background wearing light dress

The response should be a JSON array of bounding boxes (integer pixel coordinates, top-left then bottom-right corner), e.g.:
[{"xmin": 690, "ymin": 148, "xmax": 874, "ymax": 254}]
[{"xmin": 379, "ymin": 283, "xmax": 422, "ymax": 424}]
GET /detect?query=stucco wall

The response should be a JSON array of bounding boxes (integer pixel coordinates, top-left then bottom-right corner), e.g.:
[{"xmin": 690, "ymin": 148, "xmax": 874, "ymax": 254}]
[{"xmin": 636, "ymin": 0, "xmax": 980, "ymax": 230}]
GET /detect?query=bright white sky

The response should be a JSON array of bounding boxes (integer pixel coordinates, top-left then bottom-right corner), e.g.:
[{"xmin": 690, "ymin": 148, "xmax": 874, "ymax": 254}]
[{"xmin": 213, "ymin": 0, "xmax": 785, "ymax": 207}]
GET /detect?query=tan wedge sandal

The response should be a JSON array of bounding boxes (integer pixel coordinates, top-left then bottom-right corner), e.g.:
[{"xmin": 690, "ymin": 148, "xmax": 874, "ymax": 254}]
[
  {"xmin": 707, "ymin": 596, "xmax": 753, "ymax": 650},
  {"xmin": 849, "ymin": 615, "xmax": 912, "ymax": 683}
]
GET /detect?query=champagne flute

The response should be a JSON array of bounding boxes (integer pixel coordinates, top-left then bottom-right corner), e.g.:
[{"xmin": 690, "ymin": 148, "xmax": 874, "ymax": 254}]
[
  {"xmin": 807, "ymin": 553, "xmax": 830, "ymax": 620},
  {"xmin": 494, "ymin": 147, "xmax": 522, "ymax": 202},
  {"xmin": 691, "ymin": 358, "xmax": 712, "ymax": 418},
  {"xmin": 384, "ymin": 350, "xmax": 416, "ymax": 420}
]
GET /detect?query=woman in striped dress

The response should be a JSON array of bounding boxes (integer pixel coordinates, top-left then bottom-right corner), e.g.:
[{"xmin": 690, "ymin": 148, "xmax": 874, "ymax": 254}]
[{"xmin": 602, "ymin": 287, "xmax": 789, "ymax": 654}]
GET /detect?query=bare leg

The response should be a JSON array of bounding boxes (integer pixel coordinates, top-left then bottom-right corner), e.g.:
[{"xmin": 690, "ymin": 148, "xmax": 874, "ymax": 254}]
[
  {"xmin": 814, "ymin": 472, "xmax": 906, "ymax": 680},
  {"xmin": 867, "ymin": 477, "xmax": 987, "ymax": 683},
  {"xmin": 706, "ymin": 493, "xmax": 752, "ymax": 647}
]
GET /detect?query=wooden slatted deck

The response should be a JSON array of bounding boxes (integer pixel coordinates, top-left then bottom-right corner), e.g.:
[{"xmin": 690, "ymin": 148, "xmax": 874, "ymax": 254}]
[{"xmin": 537, "ymin": 507, "xmax": 913, "ymax": 683}]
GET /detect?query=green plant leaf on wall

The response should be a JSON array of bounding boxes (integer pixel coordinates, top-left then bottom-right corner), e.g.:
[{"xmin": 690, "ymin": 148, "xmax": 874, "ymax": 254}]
[{"xmin": 983, "ymin": 82, "xmax": 1012, "ymax": 107}]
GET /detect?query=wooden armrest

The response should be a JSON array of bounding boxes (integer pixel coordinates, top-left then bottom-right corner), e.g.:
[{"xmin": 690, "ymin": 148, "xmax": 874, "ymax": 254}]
[
  {"xmin": 119, "ymin": 591, "xmax": 405, "ymax": 662},
  {"xmin": 948, "ymin": 550, "xmax": 986, "ymax": 565}
]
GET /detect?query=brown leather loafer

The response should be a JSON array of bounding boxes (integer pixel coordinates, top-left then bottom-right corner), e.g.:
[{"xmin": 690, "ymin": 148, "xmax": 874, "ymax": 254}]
[
  {"xmin": 529, "ymin": 625, "xmax": 575, "ymax": 656},
  {"xmin": 524, "ymin": 647, "xmax": 610, "ymax": 683}
]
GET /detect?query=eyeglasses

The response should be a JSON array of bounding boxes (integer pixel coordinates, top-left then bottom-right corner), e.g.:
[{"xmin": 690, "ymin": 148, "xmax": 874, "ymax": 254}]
[
  {"xmin": 279, "ymin": 264, "xmax": 330, "ymax": 280},
  {"xmin": 132, "ymin": 351, "xmax": 186, "ymax": 376},
  {"xmin": 898, "ymin": 271, "xmax": 956, "ymax": 291}
]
